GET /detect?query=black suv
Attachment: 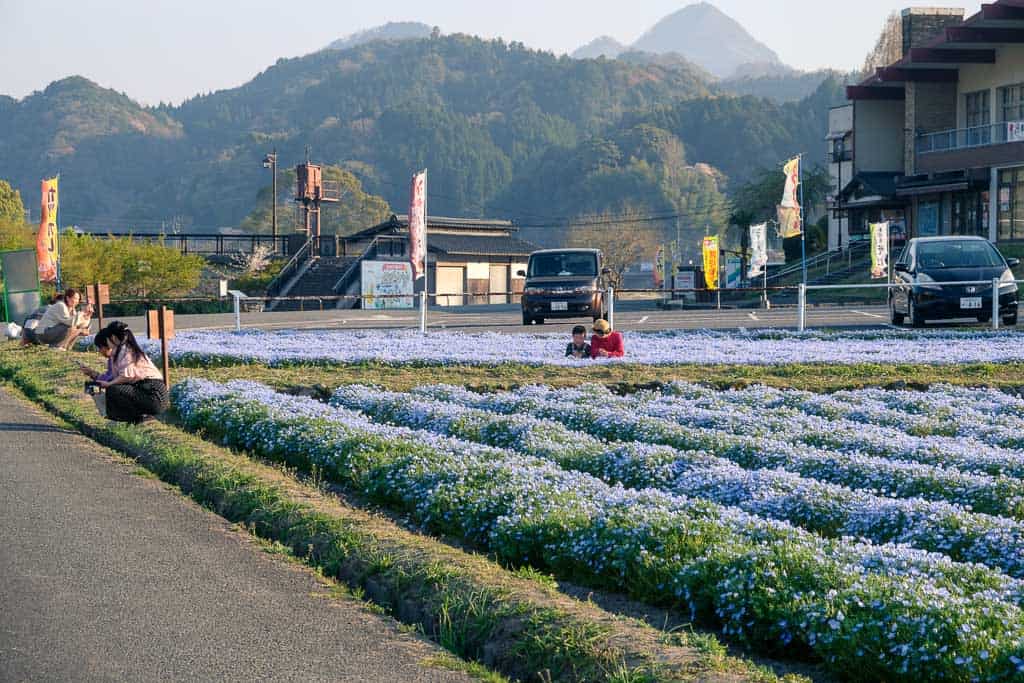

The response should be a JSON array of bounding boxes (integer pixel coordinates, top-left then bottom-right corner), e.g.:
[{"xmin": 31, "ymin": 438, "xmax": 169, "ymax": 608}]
[{"xmin": 891, "ymin": 236, "xmax": 1019, "ymax": 327}]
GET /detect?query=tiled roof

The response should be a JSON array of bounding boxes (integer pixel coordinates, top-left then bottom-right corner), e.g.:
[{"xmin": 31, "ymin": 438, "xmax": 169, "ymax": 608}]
[{"xmin": 428, "ymin": 234, "xmax": 538, "ymax": 257}]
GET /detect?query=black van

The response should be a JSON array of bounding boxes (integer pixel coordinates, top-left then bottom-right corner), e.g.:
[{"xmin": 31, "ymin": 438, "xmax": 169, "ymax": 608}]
[{"xmin": 519, "ymin": 249, "xmax": 607, "ymax": 325}]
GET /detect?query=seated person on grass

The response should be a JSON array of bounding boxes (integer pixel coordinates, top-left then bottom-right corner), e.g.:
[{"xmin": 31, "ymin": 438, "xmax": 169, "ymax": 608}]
[
  {"xmin": 23, "ymin": 289, "xmax": 92, "ymax": 349},
  {"xmin": 565, "ymin": 325, "xmax": 591, "ymax": 359},
  {"xmin": 590, "ymin": 319, "xmax": 624, "ymax": 359}
]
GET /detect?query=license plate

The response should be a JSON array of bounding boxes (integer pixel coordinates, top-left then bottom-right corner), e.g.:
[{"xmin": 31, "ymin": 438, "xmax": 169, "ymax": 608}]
[
  {"xmin": 961, "ymin": 297, "xmax": 983, "ymax": 310},
  {"xmin": 551, "ymin": 301, "xmax": 568, "ymax": 312}
]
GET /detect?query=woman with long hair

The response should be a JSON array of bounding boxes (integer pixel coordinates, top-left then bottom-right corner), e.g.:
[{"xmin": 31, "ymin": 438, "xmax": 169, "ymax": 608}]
[{"xmin": 80, "ymin": 321, "xmax": 169, "ymax": 423}]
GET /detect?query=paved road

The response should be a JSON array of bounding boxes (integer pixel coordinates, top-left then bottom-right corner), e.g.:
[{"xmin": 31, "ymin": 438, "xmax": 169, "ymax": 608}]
[
  {"xmin": 113, "ymin": 303, "xmax": 907, "ymax": 335},
  {"xmin": 0, "ymin": 392, "xmax": 472, "ymax": 683}
]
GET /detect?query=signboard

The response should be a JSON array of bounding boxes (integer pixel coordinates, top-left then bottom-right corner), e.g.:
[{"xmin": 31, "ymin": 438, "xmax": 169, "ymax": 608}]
[
  {"xmin": 1008, "ymin": 121, "xmax": 1024, "ymax": 143},
  {"xmin": 675, "ymin": 271, "xmax": 695, "ymax": 291},
  {"xmin": 361, "ymin": 260, "xmax": 413, "ymax": 309},
  {"xmin": 0, "ymin": 249, "xmax": 41, "ymax": 323},
  {"xmin": 725, "ymin": 257, "xmax": 743, "ymax": 289},
  {"xmin": 702, "ymin": 236, "xmax": 719, "ymax": 290}
]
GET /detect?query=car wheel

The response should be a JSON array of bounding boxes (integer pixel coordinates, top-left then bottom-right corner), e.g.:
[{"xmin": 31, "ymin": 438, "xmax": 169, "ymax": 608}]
[
  {"xmin": 890, "ymin": 298, "xmax": 905, "ymax": 326},
  {"xmin": 535, "ymin": 317, "xmax": 545, "ymax": 325},
  {"xmin": 522, "ymin": 313, "xmax": 533, "ymax": 326},
  {"xmin": 1004, "ymin": 313, "xmax": 1018, "ymax": 327},
  {"xmin": 909, "ymin": 299, "xmax": 925, "ymax": 328}
]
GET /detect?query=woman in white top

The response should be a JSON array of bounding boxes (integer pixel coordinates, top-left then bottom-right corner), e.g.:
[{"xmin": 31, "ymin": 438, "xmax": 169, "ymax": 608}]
[
  {"xmin": 26, "ymin": 289, "xmax": 93, "ymax": 349},
  {"xmin": 82, "ymin": 322, "xmax": 168, "ymax": 423}
]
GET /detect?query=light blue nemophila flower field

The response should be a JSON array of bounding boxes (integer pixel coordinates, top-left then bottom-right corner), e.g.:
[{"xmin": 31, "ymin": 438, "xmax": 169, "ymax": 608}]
[
  {"xmin": 174, "ymin": 379, "xmax": 1024, "ymax": 682},
  {"xmin": 330, "ymin": 384, "xmax": 1024, "ymax": 579},
  {"xmin": 149, "ymin": 327, "xmax": 1024, "ymax": 367}
]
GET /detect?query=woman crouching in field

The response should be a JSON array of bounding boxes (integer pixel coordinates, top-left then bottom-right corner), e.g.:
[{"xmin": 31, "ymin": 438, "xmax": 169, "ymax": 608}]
[{"xmin": 79, "ymin": 321, "xmax": 169, "ymax": 423}]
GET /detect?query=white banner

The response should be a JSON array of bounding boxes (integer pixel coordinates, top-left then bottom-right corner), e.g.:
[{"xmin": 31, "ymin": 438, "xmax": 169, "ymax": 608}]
[
  {"xmin": 1008, "ymin": 121, "xmax": 1024, "ymax": 143},
  {"xmin": 870, "ymin": 221, "xmax": 889, "ymax": 280},
  {"xmin": 409, "ymin": 170, "xmax": 427, "ymax": 280},
  {"xmin": 362, "ymin": 261, "xmax": 414, "ymax": 309},
  {"xmin": 748, "ymin": 223, "xmax": 768, "ymax": 278}
]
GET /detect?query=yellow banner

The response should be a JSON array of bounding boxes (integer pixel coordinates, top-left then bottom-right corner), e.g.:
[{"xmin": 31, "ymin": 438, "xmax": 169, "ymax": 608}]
[
  {"xmin": 702, "ymin": 235, "xmax": 719, "ymax": 290},
  {"xmin": 778, "ymin": 205, "xmax": 802, "ymax": 239},
  {"xmin": 37, "ymin": 178, "xmax": 58, "ymax": 283}
]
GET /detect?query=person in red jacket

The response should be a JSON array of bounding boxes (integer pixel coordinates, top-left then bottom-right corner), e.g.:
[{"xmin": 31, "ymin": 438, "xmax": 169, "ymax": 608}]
[{"xmin": 590, "ymin": 319, "xmax": 624, "ymax": 359}]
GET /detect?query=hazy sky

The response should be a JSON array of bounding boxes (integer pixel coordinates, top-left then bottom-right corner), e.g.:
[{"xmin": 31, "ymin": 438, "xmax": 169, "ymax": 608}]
[{"xmin": 0, "ymin": 0, "xmax": 985, "ymax": 105}]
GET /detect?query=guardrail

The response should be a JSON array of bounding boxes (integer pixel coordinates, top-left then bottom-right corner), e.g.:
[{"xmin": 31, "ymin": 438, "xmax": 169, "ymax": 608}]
[
  {"xmin": 83, "ymin": 280, "xmax": 1023, "ymax": 336},
  {"xmin": 84, "ymin": 232, "xmax": 290, "ymax": 256}
]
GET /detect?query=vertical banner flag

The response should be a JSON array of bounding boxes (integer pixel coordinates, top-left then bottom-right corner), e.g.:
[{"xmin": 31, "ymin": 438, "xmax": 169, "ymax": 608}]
[
  {"xmin": 778, "ymin": 156, "xmax": 802, "ymax": 238},
  {"xmin": 37, "ymin": 178, "xmax": 59, "ymax": 283},
  {"xmin": 748, "ymin": 223, "xmax": 768, "ymax": 278},
  {"xmin": 870, "ymin": 221, "xmax": 890, "ymax": 280},
  {"xmin": 408, "ymin": 171, "xmax": 427, "ymax": 280},
  {"xmin": 702, "ymin": 235, "xmax": 720, "ymax": 290},
  {"xmin": 653, "ymin": 245, "xmax": 664, "ymax": 288}
]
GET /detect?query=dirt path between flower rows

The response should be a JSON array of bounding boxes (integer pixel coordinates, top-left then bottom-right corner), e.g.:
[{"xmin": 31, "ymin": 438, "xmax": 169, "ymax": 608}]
[{"xmin": 0, "ymin": 389, "xmax": 472, "ymax": 683}]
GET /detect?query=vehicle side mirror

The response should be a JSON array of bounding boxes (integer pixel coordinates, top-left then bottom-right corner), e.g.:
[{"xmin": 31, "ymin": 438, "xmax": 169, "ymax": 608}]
[
  {"xmin": 1007, "ymin": 258, "xmax": 1020, "ymax": 269},
  {"xmin": 516, "ymin": 270, "xmax": 526, "ymax": 278},
  {"xmin": 894, "ymin": 263, "xmax": 909, "ymax": 273}
]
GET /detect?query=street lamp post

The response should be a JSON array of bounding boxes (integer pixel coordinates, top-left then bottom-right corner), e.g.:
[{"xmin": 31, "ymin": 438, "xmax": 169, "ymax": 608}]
[{"xmin": 262, "ymin": 149, "xmax": 278, "ymax": 247}]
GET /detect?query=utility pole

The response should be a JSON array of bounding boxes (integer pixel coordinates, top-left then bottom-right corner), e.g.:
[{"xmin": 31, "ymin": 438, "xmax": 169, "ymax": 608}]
[{"xmin": 263, "ymin": 149, "xmax": 278, "ymax": 244}]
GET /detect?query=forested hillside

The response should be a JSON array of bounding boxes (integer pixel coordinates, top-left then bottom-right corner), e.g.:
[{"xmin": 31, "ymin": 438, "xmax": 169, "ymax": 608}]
[{"xmin": 0, "ymin": 33, "xmax": 845, "ymax": 240}]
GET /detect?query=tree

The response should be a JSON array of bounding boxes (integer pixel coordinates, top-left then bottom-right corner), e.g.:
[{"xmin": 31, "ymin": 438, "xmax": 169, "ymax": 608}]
[
  {"xmin": 565, "ymin": 206, "xmax": 661, "ymax": 288},
  {"xmin": 0, "ymin": 218, "xmax": 33, "ymax": 252},
  {"xmin": 0, "ymin": 180, "xmax": 25, "ymax": 224},
  {"xmin": 729, "ymin": 163, "xmax": 831, "ymax": 260},
  {"xmin": 59, "ymin": 232, "xmax": 204, "ymax": 298}
]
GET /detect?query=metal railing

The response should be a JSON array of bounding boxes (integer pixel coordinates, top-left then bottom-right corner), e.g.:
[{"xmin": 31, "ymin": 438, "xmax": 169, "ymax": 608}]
[
  {"xmin": 766, "ymin": 242, "xmax": 870, "ymax": 284},
  {"xmin": 265, "ymin": 236, "xmax": 314, "ymax": 299},
  {"xmin": 917, "ymin": 121, "xmax": 1024, "ymax": 154},
  {"xmin": 84, "ymin": 232, "xmax": 290, "ymax": 256}
]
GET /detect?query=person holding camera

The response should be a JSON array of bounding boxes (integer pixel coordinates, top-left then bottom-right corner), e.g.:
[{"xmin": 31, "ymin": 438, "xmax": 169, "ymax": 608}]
[
  {"xmin": 79, "ymin": 322, "xmax": 168, "ymax": 423},
  {"xmin": 25, "ymin": 289, "xmax": 93, "ymax": 349}
]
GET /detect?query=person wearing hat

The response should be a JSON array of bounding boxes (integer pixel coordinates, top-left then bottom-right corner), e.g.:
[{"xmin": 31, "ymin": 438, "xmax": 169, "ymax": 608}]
[{"xmin": 590, "ymin": 319, "xmax": 624, "ymax": 359}]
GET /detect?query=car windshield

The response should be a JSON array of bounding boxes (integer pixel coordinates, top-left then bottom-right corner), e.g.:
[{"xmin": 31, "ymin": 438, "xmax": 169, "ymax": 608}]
[
  {"xmin": 916, "ymin": 241, "xmax": 1004, "ymax": 269},
  {"xmin": 528, "ymin": 253, "xmax": 598, "ymax": 278}
]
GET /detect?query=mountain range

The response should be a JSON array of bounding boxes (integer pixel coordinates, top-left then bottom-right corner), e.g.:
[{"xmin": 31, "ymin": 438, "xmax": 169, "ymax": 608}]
[{"xmin": 0, "ymin": 7, "xmax": 851, "ymax": 244}]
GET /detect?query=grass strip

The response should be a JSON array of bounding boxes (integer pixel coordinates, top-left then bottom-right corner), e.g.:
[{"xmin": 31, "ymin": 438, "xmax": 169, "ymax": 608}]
[{"xmin": 0, "ymin": 345, "xmax": 794, "ymax": 683}]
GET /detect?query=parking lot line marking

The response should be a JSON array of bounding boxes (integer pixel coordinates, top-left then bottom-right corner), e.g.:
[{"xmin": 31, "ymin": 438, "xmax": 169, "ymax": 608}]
[
  {"xmin": 857, "ymin": 310, "xmax": 886, "ymax": 319},
  {"xmin": 638, "ymin": 316, "xmax": 650, "ymax": 324},
  {"xmin": 748, "ymin": 312, "xmax": 759, "ymax": 321}
]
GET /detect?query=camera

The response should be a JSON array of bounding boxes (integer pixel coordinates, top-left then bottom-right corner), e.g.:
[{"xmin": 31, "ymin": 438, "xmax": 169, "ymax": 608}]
[{"xmin": 84, "ymin": 381, "xmax": 103, "ymax": 396}]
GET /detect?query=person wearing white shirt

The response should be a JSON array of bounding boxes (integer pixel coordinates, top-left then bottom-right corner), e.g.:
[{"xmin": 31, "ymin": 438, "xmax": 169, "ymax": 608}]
[{"xmin": 25, "ymin": 288, "xmax": 93, "ymax": 349}]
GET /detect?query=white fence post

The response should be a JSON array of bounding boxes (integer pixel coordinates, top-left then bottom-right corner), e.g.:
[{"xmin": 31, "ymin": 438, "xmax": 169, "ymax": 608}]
[
  {"xmin": 993, "ymin": 277, "xmax": 1000, "ymax": 331},
  {"xmin": 798, "ymin": 284, "xmax": 807, "ymax": 332},
  {"xmin": 419, "ymin": 290, "xmax": 427, "ymax": 335},
  {"xmin": 607, "ymin": 286, "xmax": 615, "ymax": 330},
  {"xmin": 228, "ymin": 291, "xmax": 245, "ymax": 332}
]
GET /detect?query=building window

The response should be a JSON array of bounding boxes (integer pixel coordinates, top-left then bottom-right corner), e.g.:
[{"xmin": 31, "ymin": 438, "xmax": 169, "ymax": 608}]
[
  {"xmin": 998, "ymin": 167, "xmax": 1024, "ymax": 241},
  {"xmin": 965, "ymin": 90, "xmax": 991, "ymax": 145},
  {"xmin": 1000, "ymin": 84, "xmax": 1024, "ymax": 123}
]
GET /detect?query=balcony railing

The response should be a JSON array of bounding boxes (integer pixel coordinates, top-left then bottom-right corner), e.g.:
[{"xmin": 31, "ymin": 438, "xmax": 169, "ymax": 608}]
[{"xmin": 918, "ymin": 121, "xmax": 1024, "ymax": 154}]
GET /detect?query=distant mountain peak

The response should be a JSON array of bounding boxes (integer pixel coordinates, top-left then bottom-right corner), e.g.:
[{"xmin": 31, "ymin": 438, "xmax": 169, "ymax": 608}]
[
  {"xmin": 325, "ymin": 21, "xmax": 436, "ymax": 52},
  {"xmin": 574, "ymin": 2, "xmax": 782, "ymax": 79},
  {"xmin": 571, "ymin": 36, "xmax": 627, "ymax": 60}
]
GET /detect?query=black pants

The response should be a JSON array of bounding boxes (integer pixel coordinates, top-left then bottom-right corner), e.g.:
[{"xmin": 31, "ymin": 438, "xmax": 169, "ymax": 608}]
[{"xmin": 106, "ymin": 379, "xmax": 169, "ymax": 423}]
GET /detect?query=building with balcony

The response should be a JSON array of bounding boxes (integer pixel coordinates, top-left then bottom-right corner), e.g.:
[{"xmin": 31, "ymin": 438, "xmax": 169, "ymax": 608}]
[{"xmin": 831, "ymin": 1, "xmax": 1024, "ymax": 248}]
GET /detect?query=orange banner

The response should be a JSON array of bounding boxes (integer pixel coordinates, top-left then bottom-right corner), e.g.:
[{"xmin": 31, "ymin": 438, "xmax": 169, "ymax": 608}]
[{"xmin": 37, "ymin": 178, "xmax": 59, "ymax": 283}]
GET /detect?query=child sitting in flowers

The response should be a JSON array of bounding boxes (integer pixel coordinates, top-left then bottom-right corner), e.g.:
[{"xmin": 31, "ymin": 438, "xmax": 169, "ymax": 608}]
[{"xmin": 565, "ymin": 325, "xmax": 591, "ymax": 359}]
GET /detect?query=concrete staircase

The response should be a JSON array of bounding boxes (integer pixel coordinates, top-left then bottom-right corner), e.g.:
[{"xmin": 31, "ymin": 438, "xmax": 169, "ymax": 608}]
[{"xmin": 272, "ymin": 257, "xmax": 358, "ymax": 311}]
